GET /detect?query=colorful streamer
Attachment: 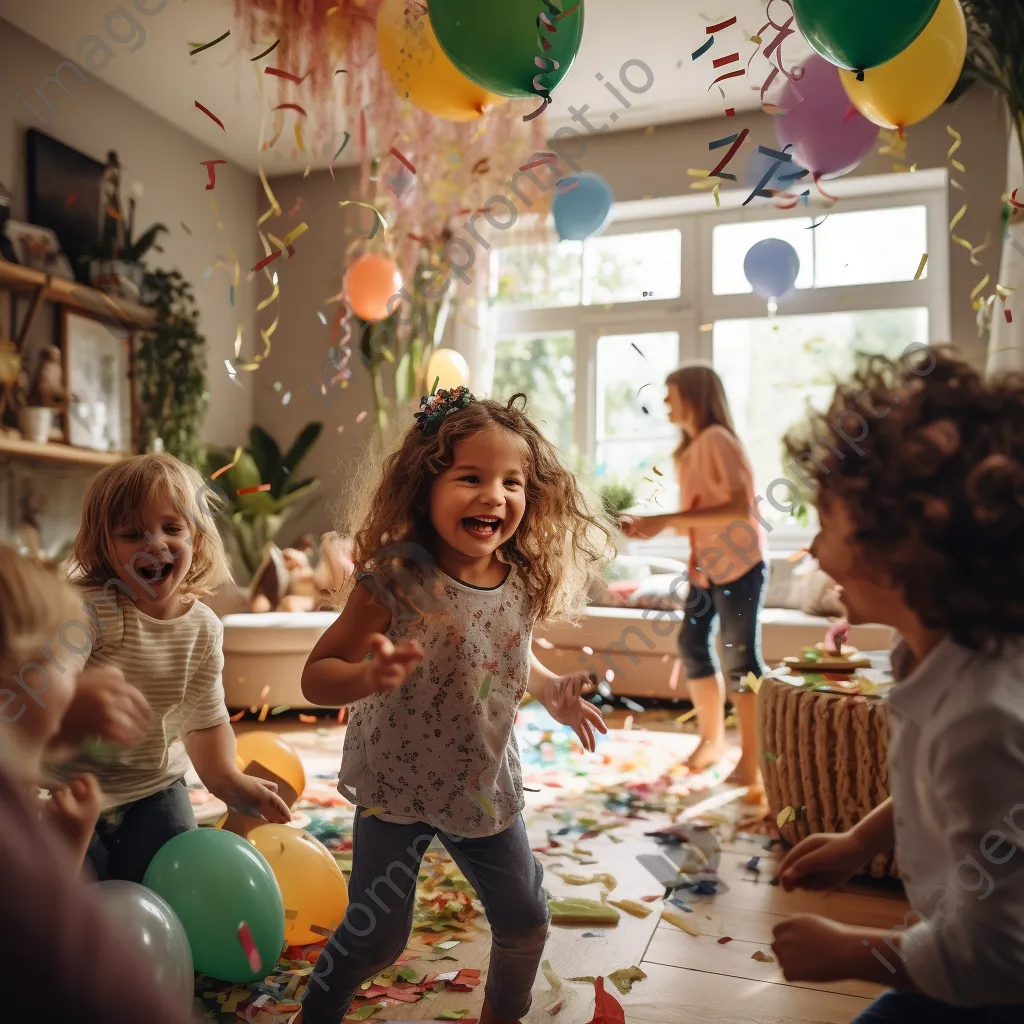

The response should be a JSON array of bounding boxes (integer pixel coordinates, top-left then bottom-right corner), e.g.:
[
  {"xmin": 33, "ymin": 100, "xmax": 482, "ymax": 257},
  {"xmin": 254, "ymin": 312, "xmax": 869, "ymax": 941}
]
[
  {"xmin": 201, "ymin": 159, "xmax": 227, "ymax": 190},
  {"xmin": 190, "ymin": 30, "xmax": 230, "ymax": 56},
  {"xmin": 194, "ymin": 100, "xmax": 226, "ymax": 131}
]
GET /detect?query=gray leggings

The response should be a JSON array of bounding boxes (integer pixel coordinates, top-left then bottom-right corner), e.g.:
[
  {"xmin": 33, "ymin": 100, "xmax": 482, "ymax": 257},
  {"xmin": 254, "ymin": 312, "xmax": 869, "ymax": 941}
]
[{"xmin": 300, "ymin": 811, "xmax": 549, "ymax": 1024}]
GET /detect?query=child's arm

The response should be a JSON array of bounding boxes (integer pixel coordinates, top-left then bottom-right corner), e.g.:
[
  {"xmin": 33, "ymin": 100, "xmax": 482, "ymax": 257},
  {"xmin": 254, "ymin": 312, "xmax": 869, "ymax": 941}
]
[
  {"xmin": 302, "ymin": 582, "xmax": 421, "ymax": 706},
  {"xmin": 43, "ymin": 775, "xmax": 101, "ymax": 869},
  {"xmin": 184, "ymin": 724, "xmax": 290, "ymax": 823},
  {"xmin": 181, "ymin": 626, "xmax": 290, "ymax": 823},
  {"xmin": 49, "ymin": 664, "xmax": 151, "ymax": 754},
  {"xmin": 527, "ymin": 652, "xmax": 608, "ymax": 753}
]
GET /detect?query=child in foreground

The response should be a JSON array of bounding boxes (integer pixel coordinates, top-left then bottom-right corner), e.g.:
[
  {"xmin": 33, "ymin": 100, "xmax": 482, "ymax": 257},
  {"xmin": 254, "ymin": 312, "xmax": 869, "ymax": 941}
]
[
  {"xmin": 0, "ymin": 546, "xmax": 195, "ymax": 1023},
  {"xmin": 63, "ymin": 453, "xmax": 290, "ymax": 883},
  {"xmin": 771, "ymin": 349, "xmax": 1024, "ymax": 1020},
  {"xmin": 298, "ymin": 387, "xmax": 615, "ymax": 1024}
]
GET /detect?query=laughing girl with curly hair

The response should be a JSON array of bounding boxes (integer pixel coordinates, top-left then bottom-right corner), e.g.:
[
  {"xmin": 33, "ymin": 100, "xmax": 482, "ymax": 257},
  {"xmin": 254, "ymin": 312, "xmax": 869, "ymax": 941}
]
[{"xmin": 297, "ymin": 388, "xmax": 615, "ymax": 1024}]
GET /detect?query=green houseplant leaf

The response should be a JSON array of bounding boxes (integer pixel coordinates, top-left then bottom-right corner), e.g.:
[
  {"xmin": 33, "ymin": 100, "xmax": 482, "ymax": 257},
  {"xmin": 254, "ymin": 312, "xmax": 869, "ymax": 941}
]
[{"xmin": 279, "ymin": 422, "xmax": 323, "ymax": 495}]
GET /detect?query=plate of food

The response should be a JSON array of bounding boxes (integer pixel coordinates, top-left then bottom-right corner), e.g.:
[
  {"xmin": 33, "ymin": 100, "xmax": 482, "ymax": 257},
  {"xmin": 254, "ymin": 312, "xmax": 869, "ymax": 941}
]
[{"xmin": 780, "ymin": 620, "xmax": 871, "ymax": 674}]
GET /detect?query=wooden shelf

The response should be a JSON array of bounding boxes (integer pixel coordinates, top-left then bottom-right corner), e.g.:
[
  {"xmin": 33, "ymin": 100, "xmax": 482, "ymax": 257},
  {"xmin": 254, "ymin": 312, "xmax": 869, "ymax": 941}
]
[
  {"xmin": 0, "ymin": 434, "xmax": 124, "ymax": 467},
  {"xmin": 0, "ymin": 258, "xmax": 156, "ymax": 330}
]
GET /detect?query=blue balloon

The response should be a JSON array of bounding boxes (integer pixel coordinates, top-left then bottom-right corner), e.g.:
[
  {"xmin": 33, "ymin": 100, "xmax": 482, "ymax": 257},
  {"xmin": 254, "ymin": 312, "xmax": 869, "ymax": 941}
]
[
  {"xmin": 743, "ymin": 238, "xmax": 801, "ymax": 300},
  {"xmin": 552, "ymin": 172, "xmax": 614, "ymax": 241}
]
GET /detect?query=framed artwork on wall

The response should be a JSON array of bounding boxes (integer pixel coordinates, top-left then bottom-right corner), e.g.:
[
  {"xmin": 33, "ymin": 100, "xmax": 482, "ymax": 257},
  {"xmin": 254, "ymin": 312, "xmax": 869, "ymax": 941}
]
[{"xmin": 62, "ymin": 311, "xmax": 135, "ymax": 453}]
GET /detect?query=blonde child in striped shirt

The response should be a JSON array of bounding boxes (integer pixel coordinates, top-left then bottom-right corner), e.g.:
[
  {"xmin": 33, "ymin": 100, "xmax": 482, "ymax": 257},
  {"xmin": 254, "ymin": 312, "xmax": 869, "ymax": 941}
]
[{"xmin": 63, "ymin": 453, "xmax": 290, "ymax": 882}]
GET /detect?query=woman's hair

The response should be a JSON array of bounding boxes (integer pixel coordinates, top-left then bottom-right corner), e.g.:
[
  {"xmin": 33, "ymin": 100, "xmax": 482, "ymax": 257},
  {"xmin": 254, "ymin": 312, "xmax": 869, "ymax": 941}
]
[
  {"xmin": 343, "ymin": 394, "xmax": 616, "ymax": 625},
  {"xmin": 783, "ymin": 347, "xmax": 1024, "ymax": 651},
  {"xmin": 67, "ymin": 453, "xmax": 232, "ymax": 597},
  {"xmin": 665, "ymin": 363, "xmax": 736, "ymax": 457},
  {"xmin": 0, "ymin": 545, "xmax": 83, "ymax": 682}
]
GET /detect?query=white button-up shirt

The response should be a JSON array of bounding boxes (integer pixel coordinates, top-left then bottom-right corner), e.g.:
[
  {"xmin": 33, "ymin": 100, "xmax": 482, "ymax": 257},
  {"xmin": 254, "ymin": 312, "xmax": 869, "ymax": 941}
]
[{"xmin": 886, "ymin": 636, "xmax": 1024, "ymax": 1006}]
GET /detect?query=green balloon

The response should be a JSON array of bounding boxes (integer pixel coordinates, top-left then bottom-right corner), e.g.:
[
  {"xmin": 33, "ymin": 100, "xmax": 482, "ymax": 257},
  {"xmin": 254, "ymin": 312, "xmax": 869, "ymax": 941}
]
[
  {"xmin": 792, "ymin": 0, "xmax": 939, "ymax": 72},
  {"xmin": 429, "ymin": 0, "xmax": 585, "ymax": 100},
  {"xmin": 143, "ymin": 829, "xmax": 285, "ymax": 983}
]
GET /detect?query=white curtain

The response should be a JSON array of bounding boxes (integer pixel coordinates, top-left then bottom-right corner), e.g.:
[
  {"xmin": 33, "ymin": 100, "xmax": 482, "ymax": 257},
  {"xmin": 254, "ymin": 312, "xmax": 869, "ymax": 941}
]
[{"xmin": 986, "ymin": 133, "xmax": 1024, "ymax": 378}]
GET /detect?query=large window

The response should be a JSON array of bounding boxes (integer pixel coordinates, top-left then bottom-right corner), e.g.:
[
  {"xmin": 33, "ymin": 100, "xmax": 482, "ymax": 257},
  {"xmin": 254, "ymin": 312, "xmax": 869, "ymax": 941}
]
[{"xmin": 489, "ymin": 171, "xmax": 950, "ymax": 543}]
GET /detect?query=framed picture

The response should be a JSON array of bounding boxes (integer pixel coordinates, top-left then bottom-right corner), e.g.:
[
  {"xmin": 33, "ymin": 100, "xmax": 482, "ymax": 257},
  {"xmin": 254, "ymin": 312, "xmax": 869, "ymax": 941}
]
[
  {"xmin": 4, "ymin": 219, "xmax": 74, "ymax": 279},
  {"xmin": 27, "ymin": 129, "xmax": 105, "ymax": 286},
  {"xmin": 63, "ymin": 311, "xmax": 134, "ymax": 452}
]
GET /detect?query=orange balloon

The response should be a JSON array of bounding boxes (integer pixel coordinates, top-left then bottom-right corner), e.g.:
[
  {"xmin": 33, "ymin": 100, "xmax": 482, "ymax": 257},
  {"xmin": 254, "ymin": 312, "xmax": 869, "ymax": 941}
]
[
  {"xmin": 248, "ymin": 825, "xmax": 349, "ymax": 945},
  {"xmin": 234, "ymin": 732, "xmax": 306, "ymax": 806},
  {"xmin": 344, "ymin": 254, "xmax": 402, "ymax": 323}
]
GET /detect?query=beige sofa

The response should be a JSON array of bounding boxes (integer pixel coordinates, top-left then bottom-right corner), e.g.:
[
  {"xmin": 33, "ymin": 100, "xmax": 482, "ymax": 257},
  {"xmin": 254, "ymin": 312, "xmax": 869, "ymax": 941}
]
[{"xmin": 220, "ymin": 552, "xmax": 894, "ymax": 709}]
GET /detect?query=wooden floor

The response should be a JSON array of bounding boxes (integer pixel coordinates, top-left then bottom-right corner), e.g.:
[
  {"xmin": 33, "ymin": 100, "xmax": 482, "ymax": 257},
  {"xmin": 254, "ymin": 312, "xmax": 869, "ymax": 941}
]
[{"xmin": 224, "ymin": 716, "xmax": 910, "ymax": 1024}]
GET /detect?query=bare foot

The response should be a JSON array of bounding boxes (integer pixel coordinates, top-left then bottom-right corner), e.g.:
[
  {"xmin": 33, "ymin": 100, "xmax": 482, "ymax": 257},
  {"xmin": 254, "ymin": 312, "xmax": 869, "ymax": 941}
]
[
  {"xmin": 685, "ymin": 737, "xmax": 726, "ymax": 772},
  {"xmin": 727, "ymin": 757, "xmax": 761, "ymax": 786}
]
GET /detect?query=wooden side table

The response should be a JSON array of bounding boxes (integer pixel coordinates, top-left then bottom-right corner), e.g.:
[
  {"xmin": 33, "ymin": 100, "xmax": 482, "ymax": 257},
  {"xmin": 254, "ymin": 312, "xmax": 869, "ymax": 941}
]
[{"xmin": 757, "ymin": 670, "xmax": 898, "ymax": 879}]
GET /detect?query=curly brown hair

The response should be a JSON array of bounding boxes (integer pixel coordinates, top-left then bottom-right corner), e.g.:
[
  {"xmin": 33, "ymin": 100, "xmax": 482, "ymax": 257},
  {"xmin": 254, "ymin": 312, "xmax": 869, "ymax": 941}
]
[
  {"xmin": 783, "ymin": 347, "xmax": 1024, "ymax": 651},
  {"xmin": 342, "ymin": 393, "xmax": 616, "ymax": 625}
]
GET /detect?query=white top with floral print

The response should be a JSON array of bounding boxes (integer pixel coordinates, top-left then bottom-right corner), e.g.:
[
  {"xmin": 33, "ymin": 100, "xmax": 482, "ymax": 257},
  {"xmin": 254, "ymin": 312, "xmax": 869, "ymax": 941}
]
[{"xmin": 338, "ymin": 563, "xmax": 533, "ymax": 838}]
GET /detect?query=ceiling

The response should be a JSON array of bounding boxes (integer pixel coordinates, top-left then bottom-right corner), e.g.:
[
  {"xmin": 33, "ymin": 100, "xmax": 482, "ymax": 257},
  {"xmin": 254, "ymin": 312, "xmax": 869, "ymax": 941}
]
[{"xmin": 0, "ymin": 0, "xmax": 812, "ymax": 174}]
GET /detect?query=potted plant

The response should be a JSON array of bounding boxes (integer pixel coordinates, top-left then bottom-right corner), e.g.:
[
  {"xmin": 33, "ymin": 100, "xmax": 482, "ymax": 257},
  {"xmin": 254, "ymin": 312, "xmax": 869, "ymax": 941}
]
[
  {"xmin": 204, "ymin": 422, "xmax": 323, "ymax": 584},
  {"xmin": 136, "ymin": 269, "xmax": 208, "ymax": 467}
]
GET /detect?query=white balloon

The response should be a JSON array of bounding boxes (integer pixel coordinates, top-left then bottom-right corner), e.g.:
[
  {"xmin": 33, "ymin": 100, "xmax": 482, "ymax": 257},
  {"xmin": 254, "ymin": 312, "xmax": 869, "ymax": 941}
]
[{"xmin": 95, "ymin": 880, "xmax": 194, "ymax": 1009}]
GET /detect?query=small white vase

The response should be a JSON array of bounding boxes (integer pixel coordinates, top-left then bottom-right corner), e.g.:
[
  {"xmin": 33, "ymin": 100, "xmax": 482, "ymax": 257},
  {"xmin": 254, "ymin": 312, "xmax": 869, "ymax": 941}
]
[{"xmin": 19, "ymin": 406, "xmax": 53, "ymax": 444}]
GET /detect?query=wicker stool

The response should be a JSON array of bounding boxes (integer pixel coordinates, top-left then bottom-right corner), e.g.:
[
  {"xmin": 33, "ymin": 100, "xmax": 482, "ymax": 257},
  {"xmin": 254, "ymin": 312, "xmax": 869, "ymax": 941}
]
[{"xmin": 757, "ymin": 672, "xmax": 898, "ymax": 879}]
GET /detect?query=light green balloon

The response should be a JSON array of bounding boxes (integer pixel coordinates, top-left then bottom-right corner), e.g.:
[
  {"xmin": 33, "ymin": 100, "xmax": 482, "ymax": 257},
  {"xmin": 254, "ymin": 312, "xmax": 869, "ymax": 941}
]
[
  {"xmin": 143, "ymin": 829, "xmax": 285, "ymax": 983},
  {"xmin": 429, "ymin": 0, "xmax": 585, "ymax": 100}
]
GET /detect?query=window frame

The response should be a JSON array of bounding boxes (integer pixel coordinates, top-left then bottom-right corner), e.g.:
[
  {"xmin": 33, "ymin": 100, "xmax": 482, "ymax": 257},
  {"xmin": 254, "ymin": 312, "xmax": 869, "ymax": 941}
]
[{"xmin": 491, "ymin": 168, "xmax": 951, "ymax": 553}]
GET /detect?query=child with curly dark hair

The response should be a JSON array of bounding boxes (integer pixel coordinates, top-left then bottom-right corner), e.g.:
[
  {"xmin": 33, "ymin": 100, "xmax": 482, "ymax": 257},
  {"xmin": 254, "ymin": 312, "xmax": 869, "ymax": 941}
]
[
  {"xmin": 770, "ymin": 348, "xmax": 1024, "ymax": 1021},
  {"xmin": 297, "ymin": 387, "xmax": 615, "ymax": 1024}
]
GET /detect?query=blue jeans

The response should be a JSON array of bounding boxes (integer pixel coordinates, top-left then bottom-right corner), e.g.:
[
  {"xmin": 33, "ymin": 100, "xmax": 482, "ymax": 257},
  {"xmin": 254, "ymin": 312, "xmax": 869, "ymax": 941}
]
[
  {"xmin": 853, "ymin": 991, "xmax": 1024, "ymax": 1022},
  {"xmin": 300, "ymin": 810, "xmax": 549, "ymax": 1024},
  {"xmin": 85, "ymin": 777, "xmax": 195, "ymax": 883},
  {"xmin": 677, "ymin": 560, "xmax": 767, "ymax": 691}
]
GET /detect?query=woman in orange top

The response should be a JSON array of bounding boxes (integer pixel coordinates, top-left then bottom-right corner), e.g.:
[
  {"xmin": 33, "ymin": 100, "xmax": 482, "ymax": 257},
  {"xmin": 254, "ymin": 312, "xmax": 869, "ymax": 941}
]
[{"xmin": 620, "ymin": 364, "xmax": 768, "ymax": 788}]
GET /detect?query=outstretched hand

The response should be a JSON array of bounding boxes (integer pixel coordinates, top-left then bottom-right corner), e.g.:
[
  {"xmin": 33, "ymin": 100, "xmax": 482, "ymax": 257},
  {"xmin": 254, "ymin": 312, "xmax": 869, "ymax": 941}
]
[
  {"xmin": 538, "ymin": 671, "xmax": 608, "ymax": 752},
  {"xmin": 365, "ymin": 634, "xmax": 423, "ymax": 693},
  {"xmin": 618, "ymin": 515, "xmax": 663, "ymax": 540}
]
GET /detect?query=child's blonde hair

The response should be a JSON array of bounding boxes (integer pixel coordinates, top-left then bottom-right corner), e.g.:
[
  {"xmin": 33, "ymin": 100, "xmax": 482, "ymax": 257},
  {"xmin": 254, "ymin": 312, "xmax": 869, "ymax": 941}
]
[
  {"xmin": 344, "ymin": 393, "xmax": 615, "ymax": 625},
  {"xmin": 0, "ymin": 545, "xmax": 83, "ymax": 682},
  {"xmin": 68, "ymin": 453, "xmax": 232, "ymax": 597}
]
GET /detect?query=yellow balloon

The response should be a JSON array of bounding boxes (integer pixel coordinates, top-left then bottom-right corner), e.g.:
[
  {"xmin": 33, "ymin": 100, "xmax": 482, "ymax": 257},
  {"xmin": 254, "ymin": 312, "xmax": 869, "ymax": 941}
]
[
  {"xmin": 426, "ymin": 348, "xmax": 470, "ymax": 392},
  {"xmin": 377, "ymin": 0, "xmax": 505, "ymax": 121},
  {"xmin": 235, "ymin": 732, "xmax": 306, "ymax": 806},
  {"xmin": 248, "ymin": 825, "xmax": 349, "ymax": 946},
  {"xmin": 839, "ymin": 0, "xmax": 966, "ymax": 130}
]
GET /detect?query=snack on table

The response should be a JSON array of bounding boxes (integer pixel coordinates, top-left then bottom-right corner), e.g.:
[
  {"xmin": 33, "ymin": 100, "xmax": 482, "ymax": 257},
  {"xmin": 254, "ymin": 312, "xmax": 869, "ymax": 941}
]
[{"xmin": 781, "ymin": 621, "xmax": 870, "ymax": 673}]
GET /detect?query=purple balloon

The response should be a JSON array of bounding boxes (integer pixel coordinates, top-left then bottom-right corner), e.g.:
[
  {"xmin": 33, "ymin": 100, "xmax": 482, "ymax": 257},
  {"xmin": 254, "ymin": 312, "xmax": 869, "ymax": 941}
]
[{"xmin": 774, "ymin": 54, "xmax": 878, "ymax": 179}]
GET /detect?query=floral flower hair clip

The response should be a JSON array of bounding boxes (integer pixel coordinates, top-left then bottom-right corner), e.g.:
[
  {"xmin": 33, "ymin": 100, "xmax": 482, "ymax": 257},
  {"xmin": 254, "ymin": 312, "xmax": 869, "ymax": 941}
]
[{"xmin": 414, "ymin": 379, "xmax": 476, "ymax": 434}]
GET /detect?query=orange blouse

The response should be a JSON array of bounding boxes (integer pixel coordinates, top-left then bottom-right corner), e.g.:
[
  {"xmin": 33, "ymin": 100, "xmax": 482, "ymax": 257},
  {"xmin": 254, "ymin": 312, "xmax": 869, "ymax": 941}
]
[{"xmin": 674, "ymin": 425, "xmax": 767, "ymax": 588}]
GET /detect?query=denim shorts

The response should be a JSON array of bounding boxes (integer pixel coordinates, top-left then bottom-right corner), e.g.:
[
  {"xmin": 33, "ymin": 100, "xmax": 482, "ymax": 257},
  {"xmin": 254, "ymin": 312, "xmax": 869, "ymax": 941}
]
[{"xmin": 677, "ymin": 560, "xmax": 767, "ymax": 692}]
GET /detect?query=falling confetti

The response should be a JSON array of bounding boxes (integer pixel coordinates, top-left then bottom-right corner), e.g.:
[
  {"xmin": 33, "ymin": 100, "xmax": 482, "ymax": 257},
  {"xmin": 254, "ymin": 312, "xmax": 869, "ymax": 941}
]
[
  {"xmin": 777, "ymin": 805, "xmax": 796, "ymax": 827},
  {"xmin": 691, "ymin": 36, "xmax": 715, "ymax": 60},
  {"xmin": 265, "ymin": 66, "xmax": 308, "ymax": 84},
  {"xmin": 210, "ymin": 446, "xmax": 243, "ymax": 480},
  {"xmin": 389, "ymin": 146, "xmax": 417, "ymax": 174},
  {"xmin": 201, "ymin": 159, "xmax": 227, "ymax": 191},
  {"xmin": 194, "ymin": 100, "xmax": 226, "ymax": 131},
  {"xmin": 249, "ymin": 39, "xmax": 280, "ymax": 61},
  {"xmin": 914, "ymin": 253, "xmax": 928, "ymax": 280},
  {"xmin": 355, "ymin": 410, "xmax": 368, "ymax": 424},
  {"xmin": 190, "ymin": 30, "xmax": 231, "ymax": 56},
  {"xmin": 64, "ymin": 193, "xmax": 77, "ymax": 209},
  {"xmin": 237, "ymin": 484, "xmax": 272, "ymax": 495}
]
